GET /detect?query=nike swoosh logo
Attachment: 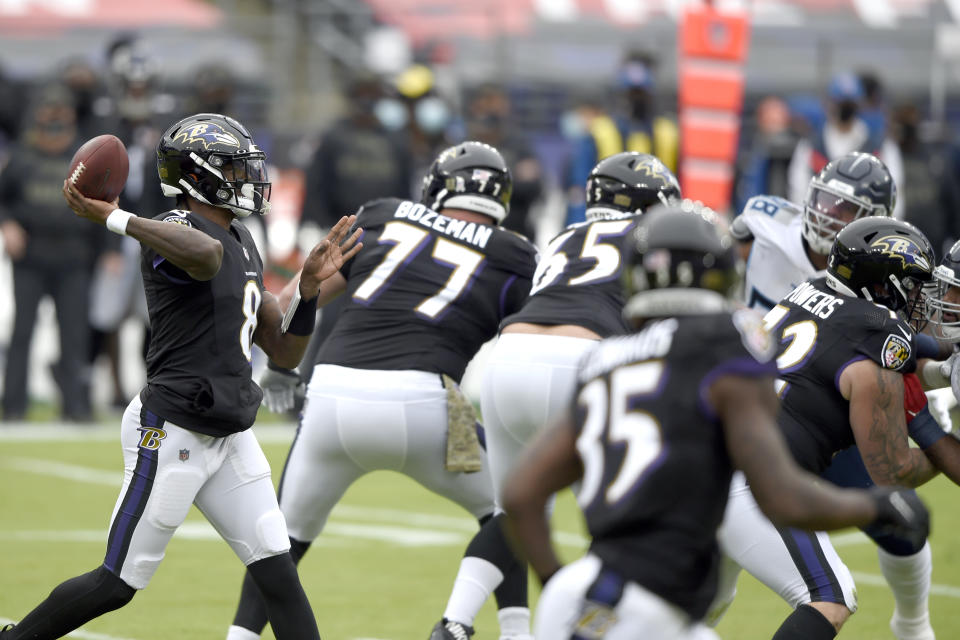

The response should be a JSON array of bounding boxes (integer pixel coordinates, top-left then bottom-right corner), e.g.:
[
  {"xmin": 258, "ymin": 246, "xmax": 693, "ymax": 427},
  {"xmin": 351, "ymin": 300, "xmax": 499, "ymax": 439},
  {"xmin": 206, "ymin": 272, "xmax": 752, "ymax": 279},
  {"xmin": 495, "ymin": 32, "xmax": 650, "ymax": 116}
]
[
  {"xmin": 898, "ymin": 325, "xmax": 912, "ymax": 340},
  {"xmin": 907, "ymin": 410, "xmax": 919, "ymax": 417}
]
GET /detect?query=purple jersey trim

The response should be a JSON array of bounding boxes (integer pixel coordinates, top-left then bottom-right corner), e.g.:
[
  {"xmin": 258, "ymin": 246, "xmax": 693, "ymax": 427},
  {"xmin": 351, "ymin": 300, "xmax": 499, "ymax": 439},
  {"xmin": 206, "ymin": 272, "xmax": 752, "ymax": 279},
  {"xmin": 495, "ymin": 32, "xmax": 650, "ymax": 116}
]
[
  {"xmin": 498, "ymin": 274, "xmax": 519, "ymax": 319},
  {"xmin": 787, "ymin": 528, "xmax": 844, "ymax": 603},
  {"xmin": 834, "ymin": 355, "xmax": 868, "ymax": 393},
  {"xmin": 698, "ymin": 357, "xmax": 779, "ymax": 421},
  {"xmin": 151, "ymin": 255, "xmax": 193, "ymax": 284}
]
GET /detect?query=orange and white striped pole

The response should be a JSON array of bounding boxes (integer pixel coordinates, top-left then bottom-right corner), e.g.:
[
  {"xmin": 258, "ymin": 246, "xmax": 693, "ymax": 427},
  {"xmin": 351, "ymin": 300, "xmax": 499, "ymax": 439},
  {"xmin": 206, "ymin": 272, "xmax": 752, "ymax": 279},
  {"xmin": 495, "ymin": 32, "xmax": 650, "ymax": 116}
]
[{"xmin": 678, "ymin": 1, "xmax": 751, "ymax": 215}]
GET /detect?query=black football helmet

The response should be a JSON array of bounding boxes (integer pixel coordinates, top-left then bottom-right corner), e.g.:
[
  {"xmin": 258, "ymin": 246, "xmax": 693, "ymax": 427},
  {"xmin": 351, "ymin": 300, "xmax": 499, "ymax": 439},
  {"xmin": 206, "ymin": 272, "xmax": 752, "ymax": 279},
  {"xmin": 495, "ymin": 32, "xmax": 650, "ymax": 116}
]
[
  {"xmin": 157, "ymin": 113, "xmax": 270, "ymax": 217},
  {"xmin": 421, "ymin": 141, "xmax": 512, "ymax": 224},
  {"xmin": 585, "ymin": 152, "xmax": 681, "ymax": 222},
  {"xmin": 803, "ymin": 151, "xmax": 896, "ymax": 255},
  {"xmin": 925, "ymin": 238, "xmax": 960, "ymax": 341},
  {"xmin": 826, "ymin": 217, "xmax": 933, "ymax": 332},
  {"xmin": 621, "ymin": 202, "xmax": 740, "ymax": 321}
]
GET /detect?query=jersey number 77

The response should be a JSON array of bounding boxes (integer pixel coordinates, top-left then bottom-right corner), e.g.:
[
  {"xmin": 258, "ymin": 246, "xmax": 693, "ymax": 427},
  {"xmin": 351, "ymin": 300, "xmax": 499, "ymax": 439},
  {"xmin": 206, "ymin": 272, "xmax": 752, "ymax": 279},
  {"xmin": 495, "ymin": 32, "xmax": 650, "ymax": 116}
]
[{"xmin": 352, "ymin": 221, "xmax": 486, "ymax": 319}]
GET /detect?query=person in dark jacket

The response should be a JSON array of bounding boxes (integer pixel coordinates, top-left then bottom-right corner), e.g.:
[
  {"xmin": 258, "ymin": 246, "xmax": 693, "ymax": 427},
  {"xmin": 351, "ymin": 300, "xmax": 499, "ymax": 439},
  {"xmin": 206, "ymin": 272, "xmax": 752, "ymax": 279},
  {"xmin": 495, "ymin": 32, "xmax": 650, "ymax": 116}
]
[{"xmin": 0, "ymin": 83, "xmax": 103, "ymax": 420}]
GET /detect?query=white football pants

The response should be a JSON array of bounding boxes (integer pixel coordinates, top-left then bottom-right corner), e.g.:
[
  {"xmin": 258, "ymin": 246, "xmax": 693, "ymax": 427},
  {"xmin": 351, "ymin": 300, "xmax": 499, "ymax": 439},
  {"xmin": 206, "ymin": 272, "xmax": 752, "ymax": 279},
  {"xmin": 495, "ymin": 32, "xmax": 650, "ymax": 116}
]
[
  {"xmin": 106, "ymin": 395, "xmax": 289, "ymax": 589},
  {"xmin": 279, "ymin": 365, "xmax": 498, "ymax": 542},
  {"xmin": 707, "ymin": 472, "xmax": 858, "ymax": 624},
  {"xmin": 480, "ymin": 333, "xmax": 597, "ymax": 503},
  {"xmin": 536, "ymin": 554, "xmax": 720, "ymax": 640}
]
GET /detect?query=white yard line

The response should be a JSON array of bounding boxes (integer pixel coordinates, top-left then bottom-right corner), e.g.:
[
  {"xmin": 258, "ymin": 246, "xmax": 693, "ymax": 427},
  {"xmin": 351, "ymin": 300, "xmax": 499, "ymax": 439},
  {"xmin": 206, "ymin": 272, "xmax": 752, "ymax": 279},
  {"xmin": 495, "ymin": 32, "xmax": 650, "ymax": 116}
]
[
  {"xmin": 10, "ymin": 452, "xmax": 960, "ymax": 598},
  {"xmin": 0, "ymin": 423, "xmax": 299, "ymax": 443},
  {"xmin": 4, "ymin": 457, "xmax": 120, "ymax": 485},
  {"xmin": 1, "ymin": 456, "xmax": 590, "ymax": 548}
]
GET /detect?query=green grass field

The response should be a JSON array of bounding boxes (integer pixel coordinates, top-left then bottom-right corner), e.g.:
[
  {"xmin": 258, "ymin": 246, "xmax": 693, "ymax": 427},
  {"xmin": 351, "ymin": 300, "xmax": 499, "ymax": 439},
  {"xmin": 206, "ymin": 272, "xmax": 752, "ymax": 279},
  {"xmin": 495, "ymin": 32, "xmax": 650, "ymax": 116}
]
[{"xmin": 1, "ymin": 421, "xmax": 959, "ymax": 640}]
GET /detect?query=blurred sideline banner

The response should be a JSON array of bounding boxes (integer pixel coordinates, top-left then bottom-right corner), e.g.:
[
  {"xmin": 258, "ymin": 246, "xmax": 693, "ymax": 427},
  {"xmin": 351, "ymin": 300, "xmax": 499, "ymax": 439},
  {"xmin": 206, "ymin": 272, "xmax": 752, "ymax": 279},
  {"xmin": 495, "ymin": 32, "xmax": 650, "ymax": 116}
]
[
  {"xmin": 0, "ymin": 0, "xmax": 221, "ymax": 32},
  {"xmin": 678, "ymin": 4, "xmax": 750, "ymax": 214}
]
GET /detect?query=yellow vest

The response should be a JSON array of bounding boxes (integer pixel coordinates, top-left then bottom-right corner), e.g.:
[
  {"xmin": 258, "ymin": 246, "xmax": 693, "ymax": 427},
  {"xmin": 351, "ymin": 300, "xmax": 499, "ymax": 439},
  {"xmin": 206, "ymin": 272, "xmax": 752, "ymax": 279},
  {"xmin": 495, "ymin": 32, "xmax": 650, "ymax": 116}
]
[{"xmin": 588, "ymin": 114, "xmax": 678, "ymax": 173}]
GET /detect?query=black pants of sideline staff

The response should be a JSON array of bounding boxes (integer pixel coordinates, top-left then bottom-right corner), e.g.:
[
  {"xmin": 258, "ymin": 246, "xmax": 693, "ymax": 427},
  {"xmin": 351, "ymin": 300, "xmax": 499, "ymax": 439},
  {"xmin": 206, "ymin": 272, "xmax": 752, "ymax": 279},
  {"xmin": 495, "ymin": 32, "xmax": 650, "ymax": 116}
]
[{"xmin": 3, "ymin": 261, "xmax": 91, "ymax": 421}]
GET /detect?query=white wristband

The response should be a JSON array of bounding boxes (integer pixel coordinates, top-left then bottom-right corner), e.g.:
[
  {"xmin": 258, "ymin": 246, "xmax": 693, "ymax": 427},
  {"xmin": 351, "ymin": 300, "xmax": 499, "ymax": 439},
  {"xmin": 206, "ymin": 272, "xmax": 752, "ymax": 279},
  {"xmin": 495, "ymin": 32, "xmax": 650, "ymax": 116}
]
[{"xmin": 105, "ymin": 209, "xmax": 134, "ymax": 236}]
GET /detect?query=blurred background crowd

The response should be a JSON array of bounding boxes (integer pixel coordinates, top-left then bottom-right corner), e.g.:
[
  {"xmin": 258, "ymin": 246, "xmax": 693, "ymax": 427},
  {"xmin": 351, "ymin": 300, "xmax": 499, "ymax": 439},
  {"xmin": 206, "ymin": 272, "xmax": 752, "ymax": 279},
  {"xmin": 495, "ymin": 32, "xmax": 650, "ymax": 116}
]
[{"xmin": 4, "ymin": 0, "xmax": 960, "ymax": 420}]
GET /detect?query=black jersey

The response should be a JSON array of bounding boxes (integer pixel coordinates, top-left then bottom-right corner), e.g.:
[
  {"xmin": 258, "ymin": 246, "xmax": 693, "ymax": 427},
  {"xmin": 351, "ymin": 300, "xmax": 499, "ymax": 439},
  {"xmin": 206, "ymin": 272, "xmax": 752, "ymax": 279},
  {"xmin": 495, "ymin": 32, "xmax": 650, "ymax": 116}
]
[
  {"xmin": 316, "ymin": 198, "xmax": 536, "ymax": 381},
  {"xmin": 770, "ymin": 277, "xmax": 917, "ymax": 473},
  {"xmin": 502, "ymin": 217, "xmax": 637, "ymax": 337},
  {"xmin": 140, "ymin": 210, "xmax": 265, "ymax": 437},
  {"xmin": 571, "ymin": 309, "xmax": 778, "ymax": 620}
]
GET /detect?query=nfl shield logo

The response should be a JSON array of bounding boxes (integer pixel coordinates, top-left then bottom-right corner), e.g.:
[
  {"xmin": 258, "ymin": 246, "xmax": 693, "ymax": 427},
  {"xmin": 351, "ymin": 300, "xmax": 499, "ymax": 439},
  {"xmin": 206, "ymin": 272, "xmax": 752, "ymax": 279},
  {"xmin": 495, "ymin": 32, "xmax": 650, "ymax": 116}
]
[{"xmin": 179, "ymin": 449, "xmax": 190, "ymax": 462}]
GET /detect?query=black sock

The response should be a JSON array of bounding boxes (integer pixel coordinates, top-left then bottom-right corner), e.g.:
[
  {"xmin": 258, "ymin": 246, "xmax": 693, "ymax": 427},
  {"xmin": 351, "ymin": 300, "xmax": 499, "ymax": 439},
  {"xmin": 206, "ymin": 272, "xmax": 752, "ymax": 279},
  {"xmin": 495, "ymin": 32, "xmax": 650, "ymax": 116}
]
[
  {"xmin": 771, "ymin": 604, "xmax": 838, "ymax": 640},
  {"xmin": 464, "ymin": 513, "xmax": 528, "ymax": 609},
  {"xmin": 233, "ymin": 542, "xmax": 316, "ymax": 640},
  {"xmin": 8, "ymin": 565, "xmax": 134, "ymax": 640}
]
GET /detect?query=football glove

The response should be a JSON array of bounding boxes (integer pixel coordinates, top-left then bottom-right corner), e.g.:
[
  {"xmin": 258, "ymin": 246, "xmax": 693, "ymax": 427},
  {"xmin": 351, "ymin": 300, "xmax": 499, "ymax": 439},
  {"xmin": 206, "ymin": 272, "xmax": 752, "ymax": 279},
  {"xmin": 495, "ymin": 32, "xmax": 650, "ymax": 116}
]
[
  {"xmin": 870, "ymin": 487, "xmax": 930, "ymax": 552},
  {"xmin": 259, "ymin": 361, "xmax": 304, "ymax": 413},
  {"xmin": 925, "ymin": 388, "xmax": 956, "ymax": 433},
  {"xmin": 948, "ymin": 352, "xmax": 960, "ymax": 409}
]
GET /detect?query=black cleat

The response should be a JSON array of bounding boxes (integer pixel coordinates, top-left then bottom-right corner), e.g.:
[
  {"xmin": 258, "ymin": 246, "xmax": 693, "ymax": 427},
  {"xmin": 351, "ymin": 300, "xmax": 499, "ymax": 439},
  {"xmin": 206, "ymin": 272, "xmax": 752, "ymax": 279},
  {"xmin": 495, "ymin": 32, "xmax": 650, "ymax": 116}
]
[{"xmin": 429, "ymin": 619, "xmax": 474, "ymax": 640}]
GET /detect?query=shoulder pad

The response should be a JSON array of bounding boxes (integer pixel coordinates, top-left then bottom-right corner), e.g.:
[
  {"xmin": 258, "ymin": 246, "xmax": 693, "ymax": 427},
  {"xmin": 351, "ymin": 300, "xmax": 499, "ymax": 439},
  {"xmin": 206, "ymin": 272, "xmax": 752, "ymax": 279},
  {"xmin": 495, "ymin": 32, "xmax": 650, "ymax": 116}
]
[
  {"xmin": 492, "ymin": 227, "xmax": 538, "ymax": 274},
  {"xmin": 356, "ymin": 197, "xmax": 404, "ymax": 218},
  {"xmin": 865, "ymin": 303, "xmax": 895, "ymax": 329}
]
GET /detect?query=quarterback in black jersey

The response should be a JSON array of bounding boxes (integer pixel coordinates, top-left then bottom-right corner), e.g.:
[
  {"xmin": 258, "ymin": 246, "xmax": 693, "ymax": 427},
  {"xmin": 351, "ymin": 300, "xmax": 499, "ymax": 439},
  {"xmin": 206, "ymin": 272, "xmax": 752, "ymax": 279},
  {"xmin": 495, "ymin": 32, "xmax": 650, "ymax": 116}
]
[
  {"xmin": 503, "ymin": 204, "xmax": 929, "ymax": 640},
  {"xmin": 227, "ymin": 142, "xmax": 538, "ymax": 640},
  {"xmin": 0, "ymin": 113, "xmax": 361, "ymax": 640}
]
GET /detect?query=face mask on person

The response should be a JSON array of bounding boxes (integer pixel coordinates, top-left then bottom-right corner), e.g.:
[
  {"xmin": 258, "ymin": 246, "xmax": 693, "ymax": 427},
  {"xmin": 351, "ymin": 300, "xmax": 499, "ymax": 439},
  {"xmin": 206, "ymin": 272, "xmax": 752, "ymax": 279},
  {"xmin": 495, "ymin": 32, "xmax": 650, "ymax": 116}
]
[
  {"xmin": 374, "ymin": 98, "xmax": 408, "ymax": 131},
  {"xmin": 415, "ymin": 96, "xmax": 450, "ymax": 134},
  {"xmin": 559, "ymin": 110, "xmax": 587, "ymax": 139},
  {"xmin": 837, "ymin": 100, "xmax": 858, "ymax": 124}
]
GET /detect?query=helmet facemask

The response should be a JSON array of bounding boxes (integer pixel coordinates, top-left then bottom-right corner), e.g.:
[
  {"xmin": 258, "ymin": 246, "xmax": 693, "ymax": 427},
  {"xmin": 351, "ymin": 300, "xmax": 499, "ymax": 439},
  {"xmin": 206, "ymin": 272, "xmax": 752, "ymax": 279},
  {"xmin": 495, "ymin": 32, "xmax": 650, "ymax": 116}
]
[
  {"xmin": 803, "ymin": 181, "xmax": 886, "ymax": 255},
  {"xmin": 209, "ymin": 153, "xmax": 271, "ymax": 217},
  {"xmin": 926, "ymin": 265, "xmax": 960, "ymax": 341},
  {"xmin": 880, "ymin": 274, "xmax": 929, "ymax": 333}
]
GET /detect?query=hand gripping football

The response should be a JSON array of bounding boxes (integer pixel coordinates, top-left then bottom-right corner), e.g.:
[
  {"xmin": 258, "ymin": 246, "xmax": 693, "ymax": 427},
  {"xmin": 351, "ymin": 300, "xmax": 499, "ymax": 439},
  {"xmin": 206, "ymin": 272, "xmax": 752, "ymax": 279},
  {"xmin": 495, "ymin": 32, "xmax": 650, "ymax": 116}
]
[{"xmin": 67, "ymin": 134, "xmax": 129, "ymax": 202}]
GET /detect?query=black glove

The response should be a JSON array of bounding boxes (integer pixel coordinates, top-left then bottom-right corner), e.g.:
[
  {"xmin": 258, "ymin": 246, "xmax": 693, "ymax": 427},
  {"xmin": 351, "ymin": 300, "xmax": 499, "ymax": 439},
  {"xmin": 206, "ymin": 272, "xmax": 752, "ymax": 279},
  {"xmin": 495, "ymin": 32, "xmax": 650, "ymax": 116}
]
[{"xmin": 870, "ymin": 487, "xmax": 930, "ymax": 551}]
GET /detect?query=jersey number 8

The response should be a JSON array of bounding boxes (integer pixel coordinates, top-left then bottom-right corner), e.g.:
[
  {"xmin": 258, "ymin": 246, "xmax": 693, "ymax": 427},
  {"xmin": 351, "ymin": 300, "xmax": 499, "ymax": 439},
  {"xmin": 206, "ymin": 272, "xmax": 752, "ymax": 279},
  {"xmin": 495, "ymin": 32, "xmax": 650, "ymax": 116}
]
[{"xmin": 240, "ymin": 280, "xmax": 262, "ymax": 362}]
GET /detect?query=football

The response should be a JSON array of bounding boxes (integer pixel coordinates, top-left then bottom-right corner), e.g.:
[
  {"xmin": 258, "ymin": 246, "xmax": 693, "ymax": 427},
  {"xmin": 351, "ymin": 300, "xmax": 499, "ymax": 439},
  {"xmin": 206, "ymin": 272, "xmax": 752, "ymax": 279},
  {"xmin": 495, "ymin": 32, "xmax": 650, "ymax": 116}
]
[{"xmin": 67, "ymin": 134, "xmax": 129, "ymax": 202}]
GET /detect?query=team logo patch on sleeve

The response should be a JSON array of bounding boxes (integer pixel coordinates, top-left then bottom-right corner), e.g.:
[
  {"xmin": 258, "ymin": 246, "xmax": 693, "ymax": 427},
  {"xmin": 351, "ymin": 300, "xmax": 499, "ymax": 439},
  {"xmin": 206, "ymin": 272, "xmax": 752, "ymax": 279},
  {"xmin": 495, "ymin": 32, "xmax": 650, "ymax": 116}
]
[
  {"xmin": 162, "ymin": 213, "xmax": 192, "ymax": 227},
  {"xmin": 882, "ymin": 334, "xmax": 912, "ymax": 370}
]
